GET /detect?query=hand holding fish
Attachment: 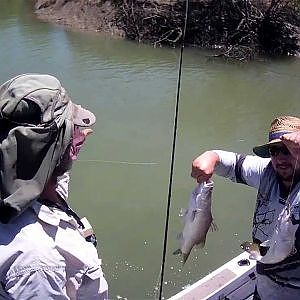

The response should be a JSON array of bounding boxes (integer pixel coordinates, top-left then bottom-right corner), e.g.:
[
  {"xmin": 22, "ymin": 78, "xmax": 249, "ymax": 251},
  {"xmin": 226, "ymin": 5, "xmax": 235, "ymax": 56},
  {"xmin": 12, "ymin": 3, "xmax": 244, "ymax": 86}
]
[{"xmin": 191, "ymin": 151, "xmax": 220, "ymax": 183}]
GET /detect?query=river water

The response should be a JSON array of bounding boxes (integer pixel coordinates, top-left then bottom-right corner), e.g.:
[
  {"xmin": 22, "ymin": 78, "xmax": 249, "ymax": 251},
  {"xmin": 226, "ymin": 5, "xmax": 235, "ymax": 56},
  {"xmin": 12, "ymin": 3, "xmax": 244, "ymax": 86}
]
[{"xmin": 1, "ymin": 1, "xmax": 300, "ymax": 299}]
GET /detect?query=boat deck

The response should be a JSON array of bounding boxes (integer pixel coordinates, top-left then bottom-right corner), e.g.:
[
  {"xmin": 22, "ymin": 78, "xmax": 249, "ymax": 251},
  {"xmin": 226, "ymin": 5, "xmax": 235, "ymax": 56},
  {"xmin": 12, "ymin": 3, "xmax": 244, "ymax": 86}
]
[{"xmin": 168, "ymin": 252, "xmax": 256, "ymax": 300}]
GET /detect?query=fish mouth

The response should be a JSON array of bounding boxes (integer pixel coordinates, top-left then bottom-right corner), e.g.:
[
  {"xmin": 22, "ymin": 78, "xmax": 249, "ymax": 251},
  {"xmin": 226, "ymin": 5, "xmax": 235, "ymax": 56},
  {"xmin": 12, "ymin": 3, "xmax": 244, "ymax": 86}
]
[{"xmin": 240, "ymin": 241, "xmax": 262, "ymax": 261}]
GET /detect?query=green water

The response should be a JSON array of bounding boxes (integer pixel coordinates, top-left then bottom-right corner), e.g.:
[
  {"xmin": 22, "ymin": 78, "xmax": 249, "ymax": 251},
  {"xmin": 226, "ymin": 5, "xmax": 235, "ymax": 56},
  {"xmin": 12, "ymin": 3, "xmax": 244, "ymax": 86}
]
[{"xmin": 1, "ymin": 1, "xmax": 300, "ymax": 298}]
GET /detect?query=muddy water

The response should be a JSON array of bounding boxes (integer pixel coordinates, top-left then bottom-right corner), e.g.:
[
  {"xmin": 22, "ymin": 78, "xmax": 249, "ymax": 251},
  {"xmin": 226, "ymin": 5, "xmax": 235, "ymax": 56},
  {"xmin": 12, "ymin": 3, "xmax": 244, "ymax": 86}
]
[{"xmin": 1, "ymin": 1, "xmax": 300, "ymax": 299}]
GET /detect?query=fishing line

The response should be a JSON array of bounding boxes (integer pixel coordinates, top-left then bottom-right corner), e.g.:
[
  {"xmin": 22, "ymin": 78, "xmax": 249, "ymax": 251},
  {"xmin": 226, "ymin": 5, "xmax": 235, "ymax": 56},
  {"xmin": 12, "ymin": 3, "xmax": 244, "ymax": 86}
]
[
  {"xmin": 153, "ymin": 267, "xmax": 162, "ymax": 299},
  {"xmin": 286, "ymin": 152, "xmax": 299, "ymax": 208},
  {"xmin": 78, "ymin": 159, "xmax": 158, "ymax": 165},
  {"xmin": 158, "ymin": 0, "xmax": 189, "ymax": 299}
]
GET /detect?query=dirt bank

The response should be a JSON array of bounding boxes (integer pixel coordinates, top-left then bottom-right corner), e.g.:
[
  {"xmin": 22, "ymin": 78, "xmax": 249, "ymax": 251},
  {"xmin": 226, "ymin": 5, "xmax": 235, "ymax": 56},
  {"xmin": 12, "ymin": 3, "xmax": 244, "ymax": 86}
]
[
  {"xmin": 33, "ymin": 0, "xmax": 300, "ymax": 60},
  {"xmin": 34, "ymin": 0, "xmax": 123, "ymax": 36}
]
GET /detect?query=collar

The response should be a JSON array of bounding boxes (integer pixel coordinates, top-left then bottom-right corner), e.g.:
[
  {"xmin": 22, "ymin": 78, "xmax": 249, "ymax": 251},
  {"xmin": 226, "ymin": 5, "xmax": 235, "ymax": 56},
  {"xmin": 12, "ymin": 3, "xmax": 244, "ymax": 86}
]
[{"xmin": 31, "ymin": 201, "xmax": 79, "ymax": 228}]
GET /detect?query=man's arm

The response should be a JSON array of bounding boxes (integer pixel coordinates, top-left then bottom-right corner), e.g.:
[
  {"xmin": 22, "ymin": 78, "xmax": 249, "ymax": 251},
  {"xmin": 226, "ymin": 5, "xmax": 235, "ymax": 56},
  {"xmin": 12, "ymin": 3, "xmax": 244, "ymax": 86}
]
[
  {"xmin": 191, "ymin": 150, "xmax": 270, "ymax": 189},
  {"xmin": 3, "ymin": 268, "xmax": 69, "ymax": 300}
]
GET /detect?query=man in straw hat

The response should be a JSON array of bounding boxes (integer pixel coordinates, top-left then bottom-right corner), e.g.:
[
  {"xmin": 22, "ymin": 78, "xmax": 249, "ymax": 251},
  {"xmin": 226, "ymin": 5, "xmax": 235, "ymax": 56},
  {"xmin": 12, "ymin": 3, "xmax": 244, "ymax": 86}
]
[
  {"xmin": 191, "ymin": 115, "xmax": 300, "ymax": 299},
  {"xmin": 0, "ymin": 74, "xmax": 108, "ymax": 299}
]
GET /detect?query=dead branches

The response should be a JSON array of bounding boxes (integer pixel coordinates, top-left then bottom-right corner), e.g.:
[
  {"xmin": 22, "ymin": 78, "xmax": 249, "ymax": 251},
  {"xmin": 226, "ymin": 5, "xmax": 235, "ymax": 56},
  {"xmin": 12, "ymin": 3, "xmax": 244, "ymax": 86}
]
[{"xmin": 112, "ymin": 0, "xmax": 300, "ymax": 60}]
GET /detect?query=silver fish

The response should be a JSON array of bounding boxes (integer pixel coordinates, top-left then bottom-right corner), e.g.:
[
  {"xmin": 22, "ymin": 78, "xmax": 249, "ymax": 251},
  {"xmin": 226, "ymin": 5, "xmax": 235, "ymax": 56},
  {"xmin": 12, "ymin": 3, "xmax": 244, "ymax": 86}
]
[
  {"xmin": 240, "ymin": 241, "xmax": 262, "ymax": 261},
  {"xmin": 173, "ymin": 181, "xmax": 217, "ymax": 264}
]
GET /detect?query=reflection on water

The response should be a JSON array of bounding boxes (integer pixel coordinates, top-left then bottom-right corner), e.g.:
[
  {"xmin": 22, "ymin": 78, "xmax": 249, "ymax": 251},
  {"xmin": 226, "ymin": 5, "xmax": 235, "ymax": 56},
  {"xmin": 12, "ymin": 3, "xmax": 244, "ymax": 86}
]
[{"xmin": 1, "ymin": 0, "xmax": 300, "ymax": 299}]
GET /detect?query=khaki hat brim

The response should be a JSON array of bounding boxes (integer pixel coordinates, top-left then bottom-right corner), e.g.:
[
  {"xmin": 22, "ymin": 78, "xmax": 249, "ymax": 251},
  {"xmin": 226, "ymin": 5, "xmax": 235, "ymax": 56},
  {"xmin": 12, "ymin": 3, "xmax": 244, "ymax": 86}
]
[{"xmin": 253, "ymin": 139, "xmax": 282, "ymax": 158}]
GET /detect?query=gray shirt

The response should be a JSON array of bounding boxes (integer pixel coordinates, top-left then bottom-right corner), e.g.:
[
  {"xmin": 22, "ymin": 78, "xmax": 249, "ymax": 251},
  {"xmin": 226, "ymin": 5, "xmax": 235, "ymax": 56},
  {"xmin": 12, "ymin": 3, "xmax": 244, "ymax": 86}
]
[
  {"xmin": 213, "ymin": 150, "xmax": 300, "ymax": 299},
  {"xmin": 0, "ymin": 174, "xmax": 108, "ymax": 299}
]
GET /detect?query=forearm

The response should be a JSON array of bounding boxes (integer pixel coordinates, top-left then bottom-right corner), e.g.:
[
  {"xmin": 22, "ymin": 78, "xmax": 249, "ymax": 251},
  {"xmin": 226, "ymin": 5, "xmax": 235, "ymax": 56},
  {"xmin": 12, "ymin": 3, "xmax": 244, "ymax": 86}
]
[
  {"xmin": 192, "ymin": 150, "xmax": 270, "ymax": 188},
  {"xmin": 191, "ymin": 150, "xmax": 238, "ymax": 183},
  {"xmin": 213, "ymin": 150, "xmax": 241, "ymax": 181}
]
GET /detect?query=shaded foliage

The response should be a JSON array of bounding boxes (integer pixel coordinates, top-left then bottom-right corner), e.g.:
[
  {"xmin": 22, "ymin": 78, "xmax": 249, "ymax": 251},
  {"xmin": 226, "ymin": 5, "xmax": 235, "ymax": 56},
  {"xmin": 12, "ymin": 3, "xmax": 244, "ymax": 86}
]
[
  {"xmin": 112, "ymin": 0, "xmax": 300, "ymax": 60},
  {"xmin": 113, "ymin": 0, "xmax": 185, "ymax": 46}
]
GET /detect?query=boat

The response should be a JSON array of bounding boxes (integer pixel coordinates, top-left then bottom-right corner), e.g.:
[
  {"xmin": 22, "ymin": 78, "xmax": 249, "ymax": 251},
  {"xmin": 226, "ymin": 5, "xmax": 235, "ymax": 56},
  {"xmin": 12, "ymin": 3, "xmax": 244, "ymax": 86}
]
[{"xmin": 168, "ymin": 251, "xmax": 256, "ymax": 300}]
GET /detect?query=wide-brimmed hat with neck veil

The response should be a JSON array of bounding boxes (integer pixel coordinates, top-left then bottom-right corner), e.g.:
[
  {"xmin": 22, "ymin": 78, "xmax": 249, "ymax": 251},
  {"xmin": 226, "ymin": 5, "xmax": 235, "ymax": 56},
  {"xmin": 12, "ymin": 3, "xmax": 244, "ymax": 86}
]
[{"xmin": 0, "ymin": 74, "xmax": 96, "ymax": 223}]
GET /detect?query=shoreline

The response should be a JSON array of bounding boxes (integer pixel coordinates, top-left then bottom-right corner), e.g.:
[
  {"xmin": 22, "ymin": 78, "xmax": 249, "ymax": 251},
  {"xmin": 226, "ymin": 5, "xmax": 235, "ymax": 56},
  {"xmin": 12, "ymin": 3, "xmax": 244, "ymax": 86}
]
[
  {"xmin": 33, "ymin": 0, "xmax": 300, "ymax": 61},
  {"xmin": 34, "ymin": 0, "xmax": 124, "ymax": 37}
]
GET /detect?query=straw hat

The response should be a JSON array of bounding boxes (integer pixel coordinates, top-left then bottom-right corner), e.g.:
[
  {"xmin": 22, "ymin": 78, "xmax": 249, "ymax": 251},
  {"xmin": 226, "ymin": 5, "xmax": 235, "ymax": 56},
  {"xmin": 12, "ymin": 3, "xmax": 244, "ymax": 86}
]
[{"xmin": 253, "ymin": 116, "xmax": 300, "ymax": 158}]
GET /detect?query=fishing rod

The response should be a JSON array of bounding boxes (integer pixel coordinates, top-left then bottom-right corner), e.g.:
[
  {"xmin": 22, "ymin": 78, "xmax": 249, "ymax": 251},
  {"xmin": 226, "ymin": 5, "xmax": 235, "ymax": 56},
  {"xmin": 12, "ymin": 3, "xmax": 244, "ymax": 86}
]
[{"xmin": 158, "ymin": 0, "xmax": 189, "ymax": 299}]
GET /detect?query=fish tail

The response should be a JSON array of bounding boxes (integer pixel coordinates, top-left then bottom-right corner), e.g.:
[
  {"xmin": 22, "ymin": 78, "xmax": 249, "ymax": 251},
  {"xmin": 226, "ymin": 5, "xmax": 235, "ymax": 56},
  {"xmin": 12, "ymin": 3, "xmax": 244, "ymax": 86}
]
[
  {"xmin": 210, "ymin": 219, "xmax": 218, "ymax": 231},
  {"xmin": 173, "ymin": 249, "xmax": 191, "ymax": 265}
]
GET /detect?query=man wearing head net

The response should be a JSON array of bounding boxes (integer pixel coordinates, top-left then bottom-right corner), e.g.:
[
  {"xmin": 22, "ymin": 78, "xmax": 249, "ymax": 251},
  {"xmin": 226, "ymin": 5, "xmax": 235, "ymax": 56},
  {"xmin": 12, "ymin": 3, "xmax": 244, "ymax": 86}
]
[{"xmin": 0, "ymin": 74, "xmax": 108, "ymax": 299}]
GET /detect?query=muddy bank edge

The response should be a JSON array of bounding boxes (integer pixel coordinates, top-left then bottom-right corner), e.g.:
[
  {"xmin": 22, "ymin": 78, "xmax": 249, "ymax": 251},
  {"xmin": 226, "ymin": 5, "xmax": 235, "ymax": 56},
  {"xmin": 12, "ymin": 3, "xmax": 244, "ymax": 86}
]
[{"xmin": 33, "ymin": 0, "xmax": 300, "ymax": 60}]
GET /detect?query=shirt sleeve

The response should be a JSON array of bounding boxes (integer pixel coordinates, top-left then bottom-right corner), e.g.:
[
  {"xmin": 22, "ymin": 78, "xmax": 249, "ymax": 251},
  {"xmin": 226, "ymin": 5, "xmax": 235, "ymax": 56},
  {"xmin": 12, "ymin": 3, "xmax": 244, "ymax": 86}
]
[
  {"xmin": 3, "ymin": 268, "xmax": 69, "ymax": 300},
  {"xmin": 212, "ymin": 150, "xmax": 271, "ymax": 189},
  {"xmin": 77, "ymin": 264, "xmax": 109, "ymax": 300}
]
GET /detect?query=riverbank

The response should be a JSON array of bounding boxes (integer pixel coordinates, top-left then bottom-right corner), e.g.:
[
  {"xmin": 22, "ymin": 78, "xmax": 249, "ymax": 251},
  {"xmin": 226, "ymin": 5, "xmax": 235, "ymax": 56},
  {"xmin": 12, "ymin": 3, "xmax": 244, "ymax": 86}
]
[
  {"xmin": 34, "ymin": 0, "xmax": 123, "ymax": 36},
  {"xmin": 33, "ymin": 0, "xmax": 300, "ymax": 60}
]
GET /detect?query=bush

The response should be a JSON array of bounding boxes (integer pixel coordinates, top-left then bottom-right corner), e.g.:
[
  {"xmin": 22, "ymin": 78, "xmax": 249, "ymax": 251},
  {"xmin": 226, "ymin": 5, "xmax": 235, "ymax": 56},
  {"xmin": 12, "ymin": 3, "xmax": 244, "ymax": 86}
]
[{"xmin": 113, "ymin": 0, "xmax": 300, "ymax": 60}]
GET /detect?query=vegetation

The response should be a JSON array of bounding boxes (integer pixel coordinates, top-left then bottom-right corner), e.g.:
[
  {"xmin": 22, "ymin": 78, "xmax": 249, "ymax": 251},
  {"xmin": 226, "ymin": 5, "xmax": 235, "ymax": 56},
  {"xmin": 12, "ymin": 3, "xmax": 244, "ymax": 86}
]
[
  {"xmin": 34, "ymin": 0, "xmax": 300, "ymax": 61},
  {"xmin": 112, "ymin": 0, "xmax": 300, "ymax": 61}
]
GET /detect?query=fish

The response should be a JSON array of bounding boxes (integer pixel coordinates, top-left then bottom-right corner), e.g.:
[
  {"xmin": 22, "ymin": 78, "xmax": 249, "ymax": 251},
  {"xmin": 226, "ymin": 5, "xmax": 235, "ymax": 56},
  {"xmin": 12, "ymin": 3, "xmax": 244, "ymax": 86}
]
[
  {"xmin": 240, "ymin": 241, "xmax": 262, "ymax": 261},
  {"xmin": 173, "ymin": 180, "xmax": 217, "ymax": 264},
  {"xmin": 241, "ymin": 205, "xmax": 297, "ymax": 264}
]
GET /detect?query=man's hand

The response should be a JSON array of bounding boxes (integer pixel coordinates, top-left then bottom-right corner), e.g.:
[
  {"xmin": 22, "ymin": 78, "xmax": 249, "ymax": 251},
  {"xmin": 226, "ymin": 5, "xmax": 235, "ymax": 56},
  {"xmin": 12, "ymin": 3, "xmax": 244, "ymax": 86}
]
[
  {"xmin": 280, "ymin": 131, "xmax": 300, "ymax": 159},
  {"xmin": 191, "ymin": 151, "xmax": 220, "ymax": 183}
]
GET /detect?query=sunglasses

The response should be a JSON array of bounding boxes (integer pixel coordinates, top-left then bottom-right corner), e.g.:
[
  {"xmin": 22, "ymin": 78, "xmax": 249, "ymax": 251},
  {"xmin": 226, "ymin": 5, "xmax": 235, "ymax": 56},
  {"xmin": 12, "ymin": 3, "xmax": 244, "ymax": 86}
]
[{"xmin": 269, "ymin": 145, "xmax": 291, "ymax": 157}]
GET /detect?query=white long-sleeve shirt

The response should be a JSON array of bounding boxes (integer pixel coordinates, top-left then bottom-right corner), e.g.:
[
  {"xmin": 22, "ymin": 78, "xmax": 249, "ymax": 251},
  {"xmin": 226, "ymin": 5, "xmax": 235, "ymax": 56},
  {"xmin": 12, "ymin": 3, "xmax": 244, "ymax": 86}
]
[{"xmin": 0, "ymin": 173, "xmax": 108, "ymax": 299}]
